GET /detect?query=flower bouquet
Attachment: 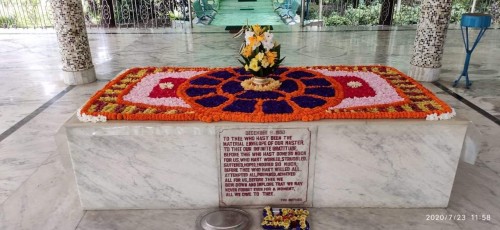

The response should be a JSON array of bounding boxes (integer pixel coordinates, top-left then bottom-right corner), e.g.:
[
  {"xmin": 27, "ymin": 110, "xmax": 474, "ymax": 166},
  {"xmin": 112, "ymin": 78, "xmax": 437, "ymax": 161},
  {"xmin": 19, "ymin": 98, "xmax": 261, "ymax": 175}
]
[
  {"xmin": 261, "ymin": 206, "xmax": 310, "ymax": 230},
  {"xmin": 237, "ymin": 24, "xmax": 285, "ymax": 90}
]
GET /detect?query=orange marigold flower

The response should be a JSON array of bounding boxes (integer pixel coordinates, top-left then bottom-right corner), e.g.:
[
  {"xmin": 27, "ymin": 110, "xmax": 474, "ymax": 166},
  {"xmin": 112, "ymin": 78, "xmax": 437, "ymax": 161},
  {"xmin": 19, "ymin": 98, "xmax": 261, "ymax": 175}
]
[
  {"xmin": 241, "ymin": 45, "xmax": 252, "ymax": 57},
  {"xmin": 265, "ymin": 51, "xmax": 278, "ymax": 65},
  {"xmin": 252, "ymin": 24, "xmax": 263, "ymax": 35},
  {"xmin": 248, "ymin": 36, "xmax": 259, "ymax": 49},
  {"xmin": 257, "ymin": 34, "xmax": 265, "ymax": 42}
]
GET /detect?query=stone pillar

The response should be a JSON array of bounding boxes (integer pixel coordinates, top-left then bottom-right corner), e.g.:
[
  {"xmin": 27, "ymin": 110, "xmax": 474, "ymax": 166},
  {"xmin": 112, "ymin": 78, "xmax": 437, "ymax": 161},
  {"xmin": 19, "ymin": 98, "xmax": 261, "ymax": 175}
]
[
  {"xmin": 409, "ymin": 0, "xmax": 453, "ymax": 82},
  {"xmin": 51, "ymin": 0, "xmax": 96, "ymax": 85}
]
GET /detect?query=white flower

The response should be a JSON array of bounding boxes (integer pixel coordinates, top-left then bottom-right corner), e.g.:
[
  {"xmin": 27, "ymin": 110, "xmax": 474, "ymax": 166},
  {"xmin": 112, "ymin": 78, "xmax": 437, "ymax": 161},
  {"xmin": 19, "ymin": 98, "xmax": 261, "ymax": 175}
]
[
  {"xmin": 263, "ymin": 31, "xmax": 273, "ymax": 42},
  {"xmin": 262, "ymin": 40, "xmax": 274, "ymax": 51},
  {"xmin": 425, "ymin": 108, "xmax": 456, "ymax": 121},
  {"xmin": 159, "ymin": 82, "xmax": 174, "ymax": 89},
  {"xmin": 426, "ymin": 113, "xmax": 438, "ymax": 121},
  {"xmin": 252, "ymin": 42, "xmax": 261, "ymax": 51},
  {"xmin": 262, "ymin": 32, "xmax": 275, "ymax": 51},
  {"xmin": 244, "ymin": 30, "xmax": 254, "ymax": 45},
  {"xmin": 77, "ymin": 108, "xmax": 107, "ymax": 123},
  {"xmin": 347, "ymin": 81, "xmax": 362, "ymax": 88},
  {"xmin": 98, "ymin": 115, "xmax": 107, "ymax": 122}
]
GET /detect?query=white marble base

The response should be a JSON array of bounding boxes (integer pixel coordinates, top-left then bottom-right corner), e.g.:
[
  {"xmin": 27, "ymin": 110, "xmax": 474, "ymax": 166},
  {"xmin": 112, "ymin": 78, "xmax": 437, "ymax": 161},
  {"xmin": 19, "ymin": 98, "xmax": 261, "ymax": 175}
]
[
  {"xmin": 61, "ymin": 116, "xmax": 468, "ymax": 210},
  {"xmin": 409, "ymin": 65, "xmax": 441, "ymax": 82},
  {"xmin": 62, "ymin": 120, "xmax": 220, "ymax": 210},
  {"xmin": 62, "ymin": 67, "xmax": 97, "ymax": 85},
  {"xmin": 460, "ymin": 124, "xmax": 481, "ymax": 165},
  {"xmin": 314, "ymin": 121, "xmax": 467, "ymax": 208}
]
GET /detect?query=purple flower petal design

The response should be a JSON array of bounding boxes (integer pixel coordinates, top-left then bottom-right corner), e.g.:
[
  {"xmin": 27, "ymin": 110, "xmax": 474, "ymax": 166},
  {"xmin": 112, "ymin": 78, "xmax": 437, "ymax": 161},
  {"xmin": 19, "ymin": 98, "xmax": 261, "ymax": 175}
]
[
  {"xmin": 292, "ymin": 96, "xmax": 326, "ymax": 108},
  {"xmin": 195, "ymin": 95, "xmax": 228, "ymax": 107},
  {"xmin": 223, "ymin": 99, "xmax": 257, "ymax": 113},
  {"xmin": 262, "ymin": 100, "xmax": 293, "ymax": 114}
]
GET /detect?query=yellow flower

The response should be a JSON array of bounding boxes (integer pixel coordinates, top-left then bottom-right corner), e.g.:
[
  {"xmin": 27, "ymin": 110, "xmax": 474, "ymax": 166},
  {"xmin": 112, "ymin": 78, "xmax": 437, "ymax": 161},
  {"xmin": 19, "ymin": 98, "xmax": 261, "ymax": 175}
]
[
  {"xmin": 241, "ymin": 45, "xmax": 252, "ymax": 57},
  {"xmin": 261, "ymin": 57, "xmax": 270, "ymax": 68},
  {"xmin": 244, "ymin": 64, "xmax": 249, "ymax": 71},
  {"xmin": 249, "ymin": 58, "xmax": 260, "ymax": 72},
  {"xmin": 265, "ymin": 51, "xmax": 278, "ymax": 66},
  {"xmin": 257, "ymin": 34, "xmax": 265, "ymax": 42},
  {"xmin": 256, "ymin": 52, "xmax": 265, "ymax": 61},
  {"xmin": 248, "ymin": 36, "xmax": 258, "ymax": 48},
  {"xmin": 252, "ymin": 24, "xmax": 263, "ymax": 35}
]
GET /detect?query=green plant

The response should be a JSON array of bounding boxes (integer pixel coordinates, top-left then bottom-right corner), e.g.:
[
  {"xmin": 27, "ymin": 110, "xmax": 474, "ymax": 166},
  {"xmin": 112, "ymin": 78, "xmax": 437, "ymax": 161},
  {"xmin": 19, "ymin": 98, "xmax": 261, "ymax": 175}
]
[
  {"xmin": 0, "ymin": 16, "xmax": 16, "ymax": 27},
  {"xmin": 450, "ymin": 2, "xmax": 469, "ymax": 24},
  {"xmin": 168, "ymin": 10, "xmax": 182, "ymax": 20},
  {"xmin": 324, "ymin": 13, "xmax": 350, "ymax": 25},
  {"xmin": 323, "ymin": 3, "xmax": 381, "ymax": 26},
  {"xmin": 393, "ymin": 5, "xmax": 420, "ymax": 25},
  {"xmin": 306, "ymin": 4, "xmax": 319, "ymax": 20},
  {"xmin": 343, "ymin": 3, "xmax": 380, "ymax": 25},
  {"xmin": 321, "ymin": 4, "xmax": 336, "ymax": 18}
]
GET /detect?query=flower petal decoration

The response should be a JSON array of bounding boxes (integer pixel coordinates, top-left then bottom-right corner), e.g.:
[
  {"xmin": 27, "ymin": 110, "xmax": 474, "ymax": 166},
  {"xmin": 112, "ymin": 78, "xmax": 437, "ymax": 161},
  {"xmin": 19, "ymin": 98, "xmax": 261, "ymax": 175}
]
[
  {"xmin": 123, "ymin": 70, "xmax": 207, "ymax": 108},
  {"xmin": 311, "ymin": 69, "xmax": 406, "ymax": 110},
  {"xmin": 77, "ymin": 66, "xmax": 455, "ymax": 123}
]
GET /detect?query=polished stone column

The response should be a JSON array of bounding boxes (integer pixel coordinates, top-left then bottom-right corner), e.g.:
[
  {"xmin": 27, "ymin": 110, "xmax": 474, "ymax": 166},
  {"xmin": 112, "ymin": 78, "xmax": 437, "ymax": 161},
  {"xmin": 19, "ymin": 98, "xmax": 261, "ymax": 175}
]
[
  {"xmin": 409, "ymin": 0, "xmax": 453, "ymax": 82},
  {"xmin": 50, "ymin": 0, "xmax": 96, "ymax": 85}
]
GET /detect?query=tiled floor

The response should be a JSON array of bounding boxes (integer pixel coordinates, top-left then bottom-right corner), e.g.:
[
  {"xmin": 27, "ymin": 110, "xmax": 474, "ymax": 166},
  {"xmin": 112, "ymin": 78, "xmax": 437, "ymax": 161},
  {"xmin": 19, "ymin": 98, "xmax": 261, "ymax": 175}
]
[{"xmin": 0, "ymin": 27, "xmax": 499, "ymax": 230}]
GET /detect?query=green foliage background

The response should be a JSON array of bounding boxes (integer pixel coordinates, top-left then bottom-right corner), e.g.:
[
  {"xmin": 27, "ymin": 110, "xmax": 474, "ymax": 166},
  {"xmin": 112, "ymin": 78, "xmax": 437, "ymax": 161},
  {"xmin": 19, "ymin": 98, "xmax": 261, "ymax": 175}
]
[
  {"xmin": 1, "ymin": 0, "xmax": 499, "ymax": 28},
  {"xmin": 319, "ymin": 0, "xmax": 500, "ymax": 26},
  {"xmin": 0, "ymin": 0, "xmax": 53, "ymax": 28}
]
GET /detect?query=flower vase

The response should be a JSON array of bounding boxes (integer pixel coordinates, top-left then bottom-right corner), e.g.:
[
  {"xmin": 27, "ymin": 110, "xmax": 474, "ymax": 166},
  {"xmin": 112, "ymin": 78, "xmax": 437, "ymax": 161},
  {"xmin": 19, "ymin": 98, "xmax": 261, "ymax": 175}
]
[
  {"xmin": 251, "ymin": 76, "xmax": 272, "ymax": 86},
  {"xmin": 241, "ymin": 73, "xmax": 281, "ymax": 91}
]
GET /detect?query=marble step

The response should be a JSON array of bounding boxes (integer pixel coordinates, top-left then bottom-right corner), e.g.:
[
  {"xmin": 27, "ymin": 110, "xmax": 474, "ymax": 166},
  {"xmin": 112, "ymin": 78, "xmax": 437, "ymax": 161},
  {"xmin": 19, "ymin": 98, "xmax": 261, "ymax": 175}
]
[{"xmin": 76, "ymin": 208, "xmax": 460, "ymax": 229}]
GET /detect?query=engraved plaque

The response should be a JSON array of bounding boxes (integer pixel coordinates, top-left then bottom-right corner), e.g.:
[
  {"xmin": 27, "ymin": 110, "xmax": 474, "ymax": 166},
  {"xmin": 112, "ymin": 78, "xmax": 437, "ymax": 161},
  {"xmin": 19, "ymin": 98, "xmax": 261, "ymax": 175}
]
[{"xmin": 218, "ymin": 128, "xmax": 312, "ymax": 206}]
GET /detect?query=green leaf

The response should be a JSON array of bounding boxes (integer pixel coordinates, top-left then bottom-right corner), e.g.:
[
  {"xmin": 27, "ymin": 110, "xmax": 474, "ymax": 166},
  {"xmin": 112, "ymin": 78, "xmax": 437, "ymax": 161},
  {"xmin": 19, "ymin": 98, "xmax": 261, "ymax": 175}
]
[
  {"xmin": 238, "ymin": 59, "xmax": 246, "ymax": 66},
  {"xmin": 240, "ymin": 54, "xmax": 250, "ymax": 63}
]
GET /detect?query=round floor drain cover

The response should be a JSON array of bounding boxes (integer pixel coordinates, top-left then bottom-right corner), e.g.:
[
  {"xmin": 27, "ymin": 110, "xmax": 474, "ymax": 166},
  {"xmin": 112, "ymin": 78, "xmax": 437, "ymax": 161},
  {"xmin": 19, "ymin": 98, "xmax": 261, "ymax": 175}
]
[{"xmin": 197, "ymin": 208, "xmax": 250, "ymax": 230}]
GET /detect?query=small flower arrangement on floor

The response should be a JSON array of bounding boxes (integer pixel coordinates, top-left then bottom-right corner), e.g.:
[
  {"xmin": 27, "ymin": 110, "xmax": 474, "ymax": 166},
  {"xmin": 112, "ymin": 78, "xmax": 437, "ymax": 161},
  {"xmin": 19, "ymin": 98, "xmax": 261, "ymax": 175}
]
[{"xmin": 261, "ymin": 206, "xmax": 310, "ymax": 230}]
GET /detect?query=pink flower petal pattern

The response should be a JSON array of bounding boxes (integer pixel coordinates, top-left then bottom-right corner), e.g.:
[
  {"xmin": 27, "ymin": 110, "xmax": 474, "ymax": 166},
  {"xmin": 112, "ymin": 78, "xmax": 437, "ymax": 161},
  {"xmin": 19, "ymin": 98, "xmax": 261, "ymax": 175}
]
[
  {"xmin": 312, "ymin": 69, "xmax": 405, "ymax": 109},
  {"xmin": 123, "ymin": 71, "xmax": 207, "ymax": 108}
]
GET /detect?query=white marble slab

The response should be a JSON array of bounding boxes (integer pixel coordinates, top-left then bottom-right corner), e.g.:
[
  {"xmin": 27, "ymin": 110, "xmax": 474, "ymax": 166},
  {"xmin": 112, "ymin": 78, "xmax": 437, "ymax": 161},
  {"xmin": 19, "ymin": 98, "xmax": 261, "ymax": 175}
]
[
  {"xmin": 64, "ymin": 121, "xmax": 220, "ymax": 210},
  {"xmin": 314, "ymin": 121, "xmax": 468, "ymax": 208},
  {"xmin": 62, "ymin": 116, "xmax": 468, "ymax": 210}
]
